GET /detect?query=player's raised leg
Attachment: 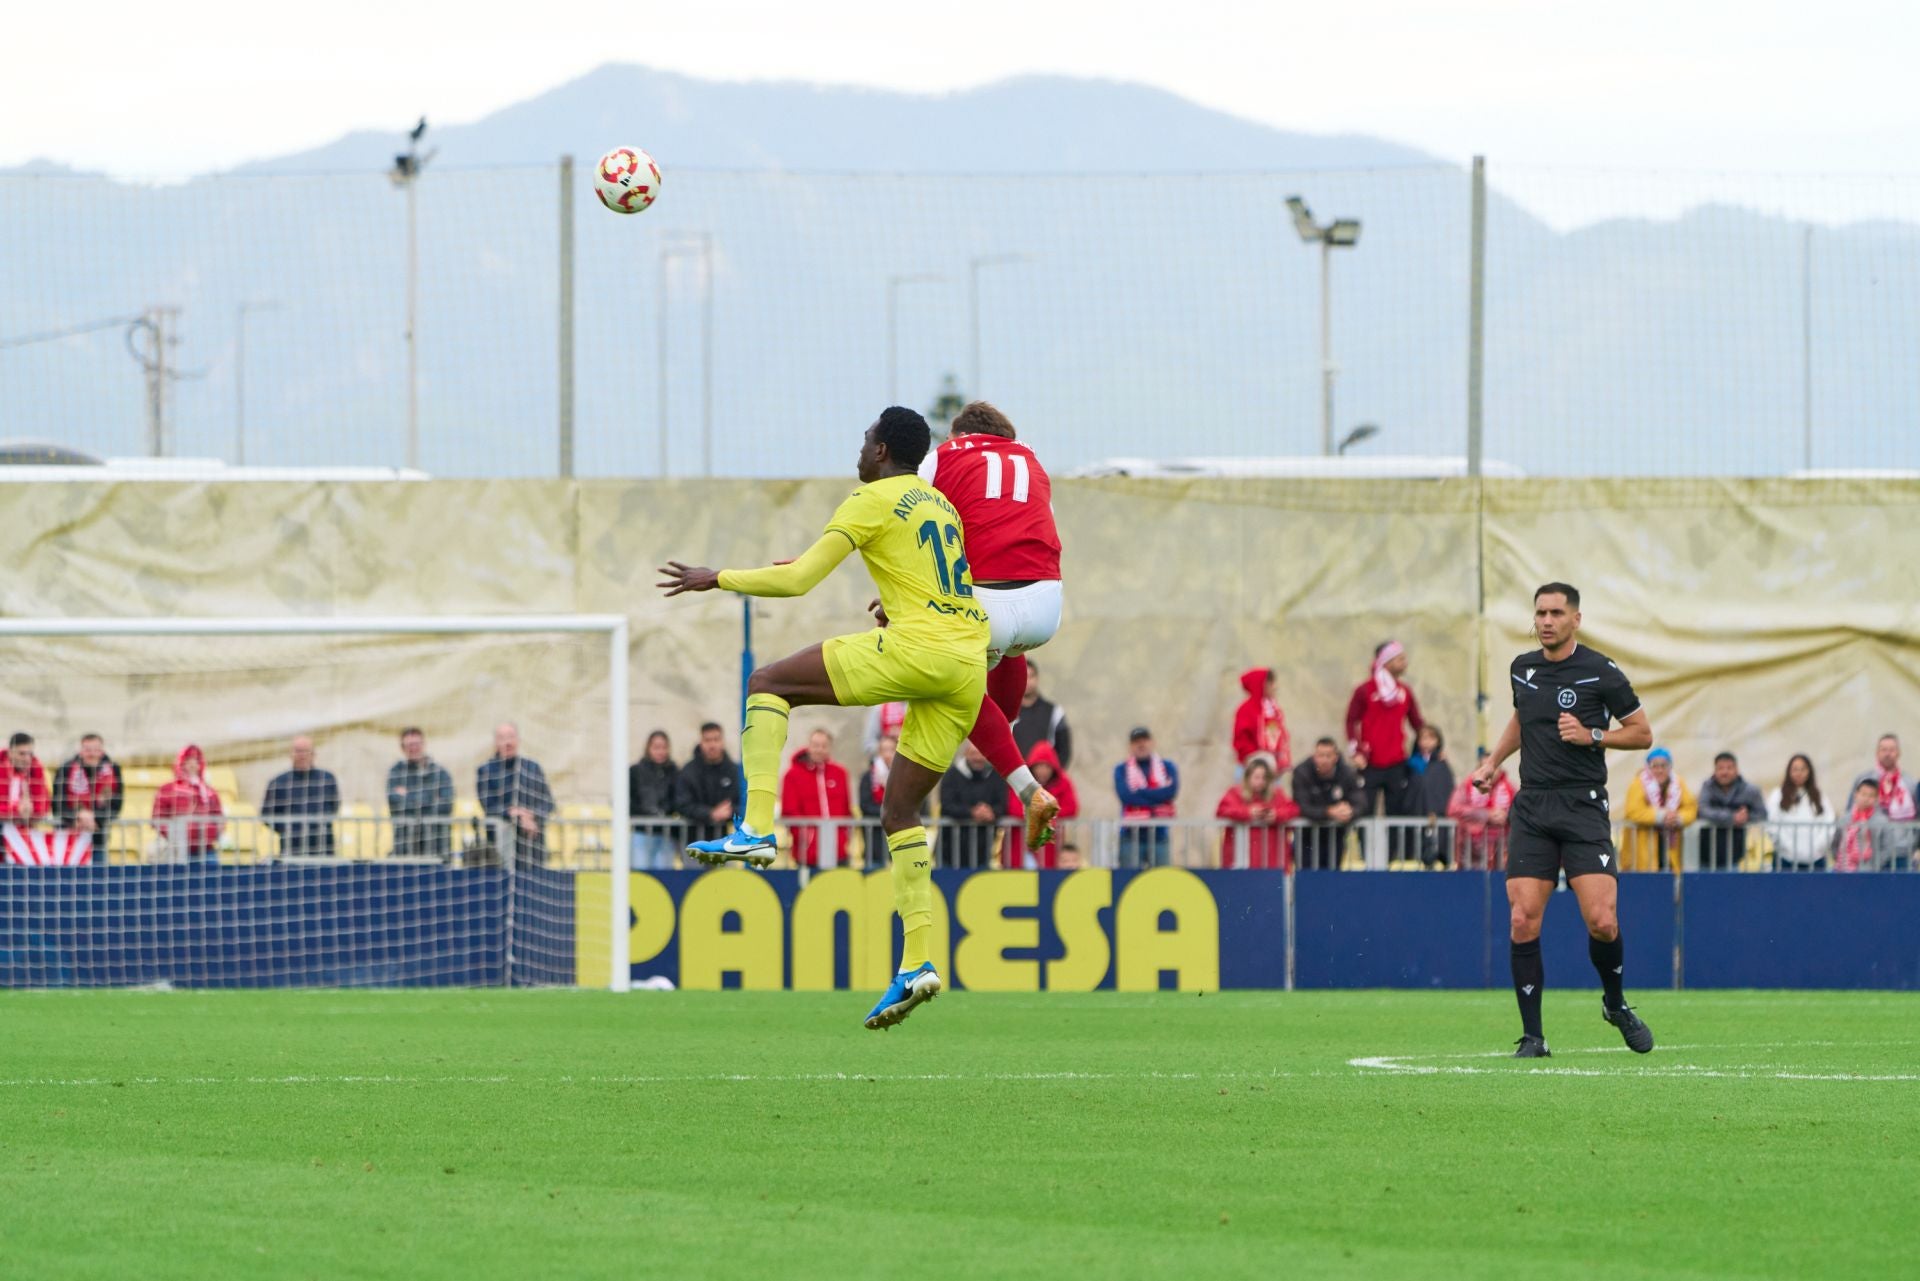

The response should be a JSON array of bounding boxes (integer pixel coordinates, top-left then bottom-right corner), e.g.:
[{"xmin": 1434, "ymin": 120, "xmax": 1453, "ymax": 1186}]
[
  {"xmin": 1507, "ymin": 874, "xmax": 1552, "ymax": 1056},
  {"xmin": 686, "ymin": 645, "xmax": 839, "ymax": 867},
  {"xmin": 969, "ymin": 656, "xmax": 1059, "ymax": 847},
  {"xmin": 863, "ymin": 750, "xmax": 948, "ymax": 1030},
  {"xmin": 1570, "ymin": 872, "xmax": 1653, "ymax": 1052}
]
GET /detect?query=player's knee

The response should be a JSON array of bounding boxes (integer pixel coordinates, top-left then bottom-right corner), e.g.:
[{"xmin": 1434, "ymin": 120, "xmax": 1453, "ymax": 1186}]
[
  {"xmin": 745, "ymin": 666, "xmax": 777, "ymax": 697},
  {"xmin": 1508, "ymin": 907, "xmax": 1541, "ymax": 943},
  {"xmin": 1586, "ymin": 912, "xmax": 1619, "ymax": 942}
]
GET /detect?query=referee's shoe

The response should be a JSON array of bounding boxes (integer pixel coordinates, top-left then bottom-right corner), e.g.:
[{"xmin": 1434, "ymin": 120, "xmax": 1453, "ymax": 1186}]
[
  {"xmin": 1512, "ymin": 1035, "xmax": 1550, "ymax": 1058},
  {"xmin": 1603, "ymin": 1003, "xmax": 1655, "ymax": 1054}
]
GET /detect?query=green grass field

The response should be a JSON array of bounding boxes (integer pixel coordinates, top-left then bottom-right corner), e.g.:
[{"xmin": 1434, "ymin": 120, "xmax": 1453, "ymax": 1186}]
[{"xmin": 3, "ymin": 989, "xmax": 1916, "ymax": 1279}]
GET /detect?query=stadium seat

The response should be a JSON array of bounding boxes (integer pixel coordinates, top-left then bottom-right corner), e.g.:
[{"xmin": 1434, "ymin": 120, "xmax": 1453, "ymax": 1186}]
[
  {"xmin": 338, "ymin": 802, "xmax": 377, "ymax": 860},
  {"xmin": 221, "ymin": 802, "xmax": 267, "ymax": 864},
  {"xmin": 119, "ymin": 765, "xmax": 174, "ymax": 791}
]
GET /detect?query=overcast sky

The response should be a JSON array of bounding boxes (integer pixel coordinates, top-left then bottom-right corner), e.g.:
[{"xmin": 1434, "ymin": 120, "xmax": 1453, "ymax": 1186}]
[{"xmin": 6, "ymin": 0, "xmax": 1917, "ymax": 216}]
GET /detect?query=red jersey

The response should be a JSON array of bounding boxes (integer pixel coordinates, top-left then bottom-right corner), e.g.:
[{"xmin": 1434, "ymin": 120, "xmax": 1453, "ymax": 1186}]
[{"xmin": 920, "ymin": 434, "xmax": 1062, "ymax": 582}]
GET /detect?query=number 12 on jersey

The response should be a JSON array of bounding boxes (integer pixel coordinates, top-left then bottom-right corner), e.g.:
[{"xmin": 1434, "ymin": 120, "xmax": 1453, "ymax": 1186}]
[{"xmin": 916, "ymin": 520, "xmax": 973, "ymax": 597}]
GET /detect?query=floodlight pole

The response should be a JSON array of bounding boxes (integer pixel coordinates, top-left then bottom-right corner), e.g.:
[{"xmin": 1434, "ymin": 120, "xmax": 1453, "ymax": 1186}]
[{"xmin": 1288, "ymin": 197, "xmax": 1361, "ymax": 455}]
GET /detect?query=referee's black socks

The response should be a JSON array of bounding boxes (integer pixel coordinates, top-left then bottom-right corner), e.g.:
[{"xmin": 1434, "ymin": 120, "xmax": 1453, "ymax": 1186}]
[
  {"xmin": 1510, "ymin": 939, "xmax": 1545, "ymax": 1038},
  {"xmin": 1589, "ymin": 932, "xmax": 1627, "ymax": 1011}
]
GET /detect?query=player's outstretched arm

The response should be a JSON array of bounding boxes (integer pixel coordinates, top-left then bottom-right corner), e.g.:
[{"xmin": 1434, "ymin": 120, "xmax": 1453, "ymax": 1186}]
[{"xmin": 658, "ymin": 532, "xmax": 852, "ymax": 600}]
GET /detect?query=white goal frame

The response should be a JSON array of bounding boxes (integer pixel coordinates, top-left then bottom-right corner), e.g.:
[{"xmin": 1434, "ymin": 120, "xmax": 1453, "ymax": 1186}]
[{"xmin": 0, "ymin": 614, "xmax": 633, "ymax": 992}]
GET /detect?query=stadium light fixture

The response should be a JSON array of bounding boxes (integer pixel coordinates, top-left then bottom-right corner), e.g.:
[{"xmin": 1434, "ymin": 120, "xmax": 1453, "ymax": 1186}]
[
  {"xmin": 1285, "ymin": 195, "xmax": 1364, "ymax": 455},
  {"xmin": 1337, "ymin": 423, "xmax": 1380, "ymax": 455},
  {"xmin": 390, "ymin": 118, "xmax": 436, "ymax": 472},
  {"xmin": 887, "ymin": 273, "xmax": 946, "ymax": 404},
  {"xmin": 968, "ymin": 253, "xmax": 1033, "ymax": 398}
]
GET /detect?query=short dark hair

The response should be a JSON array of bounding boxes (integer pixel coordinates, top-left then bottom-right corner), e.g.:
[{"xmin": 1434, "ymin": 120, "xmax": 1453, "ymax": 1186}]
[
  {"xmin": 1714, "ymin": 751, "xmax": 1737, "ymax": 765},
  {"xmin": 1535, "ymin": 582, "xmax": 1581, "ymax": 608},
  {"xmin": 646, "ymin": 729, "xmax": 670, "ymax": 747},
  {"xmin": 399, "ymin": 726, "xmax": 424, "ymax": 741},
  {"xmin": 699, "ymin": 722, "xmax": 724, "ymax": 736},
  {"xmin": 80, "ymin": 733, "xmax": 104, "ymax": 745},
  {"xmin": 1315, "ymin": 736, "xmax": 1339, "ymax": 750},
  {"xmin": 950, "ymin": 401, "xmax": 1017, "ymax": 440},
  {"xmin": 873, "ymin": 406, "xmax": 931, "ymax": 469},
  {"xmin": 8, "ymin": 732, "xmax": 32, "ymax": 749}
]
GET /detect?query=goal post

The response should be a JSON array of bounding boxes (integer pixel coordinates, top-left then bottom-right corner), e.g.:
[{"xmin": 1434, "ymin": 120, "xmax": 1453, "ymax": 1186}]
[{"xmin": 0, "ymin": 614, "xmax": 632, "ymax": 992}]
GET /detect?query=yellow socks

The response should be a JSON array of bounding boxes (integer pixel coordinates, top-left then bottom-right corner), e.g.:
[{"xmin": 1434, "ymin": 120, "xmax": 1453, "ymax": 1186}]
[
  {"xmin": 740, "ymin": 692, "xmax": 790, "ymax": 834},
  {"xmin": 888, "ymin": 826, "xmax": 934, "ymax": 971}
]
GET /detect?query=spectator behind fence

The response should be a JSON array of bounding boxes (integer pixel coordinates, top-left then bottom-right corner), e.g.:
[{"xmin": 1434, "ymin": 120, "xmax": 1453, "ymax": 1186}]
[
  {"xmin": 1114, "ymin": 726, "xmax": 1178, "ymax": 868},
  {"xmin": 262, "ymin": 735, "xmax": 341, "ymax": 859},
  {"xmin": 627, "ymin": 730, "xmax": 679, "ymax": 870},
  {"xmin": 1007, "ymin": 741, "xmax": 1079, "ymax": 868},
  {"xmin": 940, "ymin": 742, "xmax": 1006, "ymax": 867},
  {"xmin": 1345, "ymin": 641, "xmax": 1425, "ymax": 821},
  {"xmin": 1012, "ymin": 659, "xmax": 1073, "ymax": 770},
  {"xmin": 1767, "ymin": 753, "xmax": 1836, "ymax": 872},
  {"xmin": 1620, "ymin": 747, "xmax": 1695, "ymax": 872},
  {"xmin": 387, "ymin": 727, "xmax": 454, "ymax": 861},
  {"xmin": 675, "ymin": 722, "xmax": 740, "ymax": 847},
  {"xmin": 52, "ymin": 734, "xmax": 122, "ymax": 839},
  {"xmin": 2, "ymin": 732, "xmax": 51, "ymax": 827},
  {"xmin": 1232, "ymin": 668, "xmax": 1292, "ymax": 770},
  {"xmin": 478, "ymin": 722, "xmax": 554, "ymax": 865},
  {"xmin": 1698, "ymin": 751, "xmax": 1767, "ymax": 871},
  {"xmin": 782, "ymin": 728, "xmax": 853, "ymax": 868},
  {"xmin": 1839, "ymin": 779, "xmax": 1891, "ymax": 872},
  {"xmin": 861, "ymin": 701, "xmax": 908, "ymax": 756},
  {"xmin": 1406, "ymin": 725, "xmax": 1455, "ymax": 868},
  {"xmin": 1448, "ymin": 747, "xmax": 1515, "ymax": 869},
  {"xmin": 151, "ymin": 743, "xmax": 223, "ymax": 860},
  {"xmin": 1850, "ymin": 734, "xmax": 1917, "ymax": 871},
  {"xmin": 1215, "ymin": 754, "xmax": 1298, "ymax": 870},
  {"xmin": 1293, "ymin": 737, "xmax": 1365, "ymax": 870}
]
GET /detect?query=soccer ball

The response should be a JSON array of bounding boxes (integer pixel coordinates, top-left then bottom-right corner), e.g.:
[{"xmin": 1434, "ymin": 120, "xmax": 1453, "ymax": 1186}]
[{"xmin": 594, "ymin": 147, "xmax": 662, "ymax": 215}]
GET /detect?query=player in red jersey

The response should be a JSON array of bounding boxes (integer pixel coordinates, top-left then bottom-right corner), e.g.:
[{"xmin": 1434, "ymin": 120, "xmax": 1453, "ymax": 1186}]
[{"xmin": 916, "ymin": 401, "xmax": 1065, "ymax": 850}]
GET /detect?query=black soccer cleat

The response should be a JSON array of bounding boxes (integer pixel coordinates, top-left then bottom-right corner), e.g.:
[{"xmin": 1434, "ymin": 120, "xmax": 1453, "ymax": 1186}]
[
  {"xmin": 1512, "ymin": 1035, "xmax": 1551, "ymax": 1058},
  {"xmin": 1603, "ymin": 1003, "xmax": 1654, "ymax": 1054}
]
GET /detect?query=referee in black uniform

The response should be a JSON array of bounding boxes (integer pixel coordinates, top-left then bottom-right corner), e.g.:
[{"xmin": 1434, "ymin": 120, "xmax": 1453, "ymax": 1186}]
[{"xmin": 1470, "ymin": 583, "xmax": 1657, "ymax": 1057}]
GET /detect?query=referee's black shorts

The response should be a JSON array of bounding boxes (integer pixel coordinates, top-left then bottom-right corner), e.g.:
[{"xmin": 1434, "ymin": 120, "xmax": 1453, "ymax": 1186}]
[{"xmin": 1507, "ymin": 787, "xmax": 1617, "ymax": 881}]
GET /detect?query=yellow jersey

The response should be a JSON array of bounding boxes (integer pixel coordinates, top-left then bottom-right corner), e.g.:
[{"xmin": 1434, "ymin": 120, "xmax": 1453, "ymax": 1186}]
[{"xmin": 824, "ymin": 474, "xmax": 990, "ymax": 658}]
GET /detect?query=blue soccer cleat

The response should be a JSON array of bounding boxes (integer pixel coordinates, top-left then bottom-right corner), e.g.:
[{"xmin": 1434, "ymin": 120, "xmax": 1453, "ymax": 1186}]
[
  {"xmin": 686, "ymin": 822, "xmax": 777, "ymax": 869},
  {"xmin": 863, "ymin": 962, "xmax": 943, "ymax": 1030}
]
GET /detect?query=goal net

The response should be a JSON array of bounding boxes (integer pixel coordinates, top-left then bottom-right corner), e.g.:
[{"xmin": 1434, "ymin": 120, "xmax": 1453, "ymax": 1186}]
[{"xmin": 0, "ymin": 616, "xmax": 631, "ymax": 990}]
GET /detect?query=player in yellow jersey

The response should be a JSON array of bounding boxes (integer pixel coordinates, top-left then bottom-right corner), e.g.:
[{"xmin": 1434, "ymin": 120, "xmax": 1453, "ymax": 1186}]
[{"xmin": 657, "ymin": 407, "xmax": 988, "ymax": 1029}]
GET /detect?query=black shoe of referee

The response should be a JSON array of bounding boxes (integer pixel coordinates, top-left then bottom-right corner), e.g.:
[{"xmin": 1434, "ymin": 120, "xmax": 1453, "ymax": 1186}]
[
  {"xmin": 1603, "ymin": 1003, "xmax": 1655, "ymax": 1054},
  {"xmin": 1512, "ymin": 1035, "xmax": 1550, "ymax": 1058}
]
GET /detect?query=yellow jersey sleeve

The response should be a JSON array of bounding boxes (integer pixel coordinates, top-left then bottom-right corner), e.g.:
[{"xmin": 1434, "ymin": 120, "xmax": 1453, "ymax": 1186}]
[{"xmin": 823, "ymin": 487, "xmax": 888, "ymax": 550}]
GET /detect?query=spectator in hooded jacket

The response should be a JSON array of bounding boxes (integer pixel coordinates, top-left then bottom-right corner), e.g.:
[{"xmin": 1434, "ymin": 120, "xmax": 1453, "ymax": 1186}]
[
  {"xmin": 1216, "ymin": 754, "xmax": 1299, "ymax": 870},
  {"xmin": 263, "ymin": 735, "xmax": 341, "ymax": 859},
  {"xmin": 1406, "ymin": 725, "xmax": 1455, "ymax": 867},
  {"xmin": 627, "ymin": 730, "xmax": 680, "ymax": 870},
  {"xmin": 1007, "ymin": 741, "xmax": 1079, "ymax": 868},
  {"xmin": 1114, "ymin": 727, "xmax": 1179, "ymax": 868},
  {"xmin": 1292, "ymin": 737, "xmax": 1366, "ymax": 870},
  {"xmin": 1697, "ymin": 751, "xmax": 1768, "ymax": 871},
  {"xmin": 477, "ymin": 722, "xmax": 554, "ymax": 866},
  {"xmin": 781, "ymin": 728, "xmax": 853, "ymax": 868},
  {"xmin": 387, "ymin": 727, "xmax": 454, "ymax": 861},
  {"xmin": 1448, "ymin": 748, "xmax": 1516, "ymax": 869},
  {"xmin": 1619, "ymin": 747, "xmax": 1696, "ymax": 872},
  {"xmin": 52, "ymin": 734, "xmax": 123, "ymax": 838},
  {"xmin": 151, "ymin": 743, "xmax": 223, "ymax": 860},
  {"xmin": 675, "ymin": 722, "xmax": 741, "ymax": 847},
  {"xmin": 1231, "ymin": 668, "xmax": 1292, "ymax": 771},
  {"xmin": 1012, "ymin": 660, "xmax": 1073, "ymax": 771},
  {"xmin": 941, "ymin": 742, "xmax": 1007, "ymax": 867},
  {"xmin": 2, "ymin": 732, "xmax": 52, "ymax": 827},
  {"xmin": 1344, "ymin": 641, "xmax": 1425, "ymax": 821},
  {"xmin": 1766, "ymin": 753, "xmax": 1836, "ymax": 872},
  {"xmin": 1849, "ymin": 735, "xmax": 1918, "ymax": 871}
]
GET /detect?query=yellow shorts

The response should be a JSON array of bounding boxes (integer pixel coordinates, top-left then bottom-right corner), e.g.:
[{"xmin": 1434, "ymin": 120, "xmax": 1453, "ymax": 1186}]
[{"xmin": 822, "ymin": 628, "xmax": 987, "ymax": 774}]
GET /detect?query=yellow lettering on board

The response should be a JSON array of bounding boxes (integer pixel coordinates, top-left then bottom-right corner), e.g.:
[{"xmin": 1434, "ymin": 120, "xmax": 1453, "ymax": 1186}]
[
  {"xmin": 678, "ymin": 870, "xmax": 784, "ymax": 990},
  {"xmin": 1046, "ymin": 868, "xmax": 1113, "ymax": 991},
  {"xmin": 1114, "ymin": 867, "xmax": 1220, "ymax": 992},
  {"xmin": 572, "ymin": 872, "xmax": 676, "ymax": 988},
  {"xmin": 953, "ymin": 872, "xmax": 1039, "ymax": 991},
  {"xmin": 791, "ymin": 869, "xmax": 892, "ymax": 991}
]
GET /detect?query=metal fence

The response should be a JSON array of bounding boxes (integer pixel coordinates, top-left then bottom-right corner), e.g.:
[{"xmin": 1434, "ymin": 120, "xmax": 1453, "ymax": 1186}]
[{"xmin": 5, "ymin": 163, "xmax": 1917, "ymax": 479}]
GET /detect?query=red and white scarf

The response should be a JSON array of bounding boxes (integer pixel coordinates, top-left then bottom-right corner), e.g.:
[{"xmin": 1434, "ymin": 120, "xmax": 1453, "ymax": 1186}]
[
  {"xmin": 1639, "ymin": 770, "xmax": 1683, "ymax": 821},
  {"xmin": 1122, "ymin": 754, "xmax": 1176, "ymax": 818},
  {"xmin": 1841, "ymin": 806, "xmax": 1878, "ymax": 871},
  {"xmin": 1877, "ymin": 767, "xmax": 1916, "ymax": 821},
  {"xmin": 1371, "ymin": 642, "xmax": 1406, "ymax": 705}
]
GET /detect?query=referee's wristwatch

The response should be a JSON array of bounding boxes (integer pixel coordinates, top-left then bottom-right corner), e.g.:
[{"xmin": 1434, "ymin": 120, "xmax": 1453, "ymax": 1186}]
[{"xmin": 1589, "ymin": 728, "xmax": 1606, "ymax": 746}]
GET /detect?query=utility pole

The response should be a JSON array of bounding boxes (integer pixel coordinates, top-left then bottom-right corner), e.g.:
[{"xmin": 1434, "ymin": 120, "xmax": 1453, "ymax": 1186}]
[
  {"xmin": 390, "ymin": 118, "xmax": 435, "ymax": 471},
  {"xmin": 129, "ymin": 306, "xmax": 183, "ymax": 456}
]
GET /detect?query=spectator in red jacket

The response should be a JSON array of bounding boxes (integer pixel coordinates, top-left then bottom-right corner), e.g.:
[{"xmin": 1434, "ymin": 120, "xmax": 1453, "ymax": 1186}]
[
  {"xmin": 1447, "ymin": 748, "xmax": 1515, "ymax": 869},
  {"xmin": 3, "ymin": 732, "xmax": 52, "ymax": 826},
  {"xmin": 1232, "ymin": 668, "xmax": 1292, "ymax": 770},
  {"xmin": 151, "ymin": 743, "xmax": 224, "ymax": 861},
  {"xmin": 1216, "ymin": 754, "xmax": 1300, "ymax": 870},
  {"xmin": 1007, "ymin": 742, "xmax": 1079, "ymax": 868},
  {"xmin": 780, "ymin": 728, "xmax": 853, "ymax": 867},
  {"xmin": 1345, "ymin": 640, "xmax": 1426, "ymax": 823}
]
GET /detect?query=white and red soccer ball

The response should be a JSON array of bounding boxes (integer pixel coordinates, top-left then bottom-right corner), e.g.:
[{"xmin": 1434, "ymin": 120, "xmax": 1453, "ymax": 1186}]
[{"xmin": 594, "ymin": 146, "xmax": 662, "ymax": 215}]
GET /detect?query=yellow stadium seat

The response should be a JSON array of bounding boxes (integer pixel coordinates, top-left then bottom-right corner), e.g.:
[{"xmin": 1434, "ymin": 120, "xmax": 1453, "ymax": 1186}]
[
  {"xmin": 338, "ymin": 802, "xmax": 377, "ymax": 861},
  {"xmin": 120, "ymin": 766, "xmax": 174, "ymax": 791},
  {"xmin": 203, "ymin": 765, "xmax": 241, "ymax": 800},
  {"xmin": 221, "ymin": 802, "xmax": 268, "ymax": 865}
]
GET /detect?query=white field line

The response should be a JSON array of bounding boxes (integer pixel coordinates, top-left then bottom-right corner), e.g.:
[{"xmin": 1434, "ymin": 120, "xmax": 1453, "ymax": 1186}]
[
  {"xmin": 0, "ymin": 1068, "xmax": 1308, "ymax": 1088},
  {"xmin": 1350, "ymin": 1043, "xmax": 1920, "ymax": 1082}
]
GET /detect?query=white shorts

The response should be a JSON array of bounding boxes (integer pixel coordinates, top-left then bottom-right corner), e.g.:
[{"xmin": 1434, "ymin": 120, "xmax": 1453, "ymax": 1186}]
[{"xmin": 975, "ymin": 580, "xmax": 1063, "ymax": 668}]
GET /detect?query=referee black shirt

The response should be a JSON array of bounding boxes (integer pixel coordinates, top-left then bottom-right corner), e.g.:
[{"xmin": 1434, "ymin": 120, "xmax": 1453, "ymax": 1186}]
[{"xmin": 1510, "ymin": 645, "xmax": 1641, "ymax": 791}]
